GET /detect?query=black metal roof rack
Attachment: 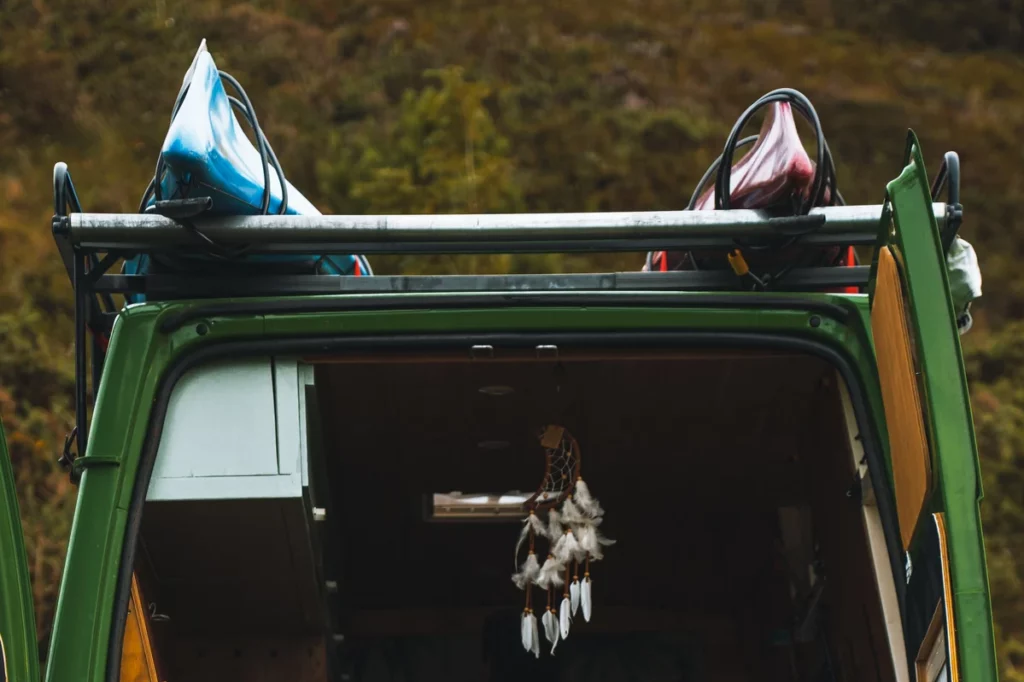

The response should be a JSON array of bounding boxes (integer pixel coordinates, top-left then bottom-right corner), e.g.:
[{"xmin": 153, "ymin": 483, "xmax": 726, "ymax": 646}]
[
  {"xmin": 53, "ymin": 193, "xmax": 951, "ymax": 297},
  {"xmin": 49, "ymin": 160, "xmax": 952, "ymax": 468}
]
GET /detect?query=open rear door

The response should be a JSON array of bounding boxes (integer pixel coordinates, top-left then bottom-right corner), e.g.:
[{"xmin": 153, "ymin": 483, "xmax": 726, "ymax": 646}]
[
  {"xmin": 869, "ymin": 132, "xmax": 996, "ymax": 682},
  {"xmin": 0, "ymin": 416, "xmax": 39, "ymax": 682}
]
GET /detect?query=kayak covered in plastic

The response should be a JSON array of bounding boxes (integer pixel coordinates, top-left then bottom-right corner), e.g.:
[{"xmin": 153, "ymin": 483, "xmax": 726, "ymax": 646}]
[{"xmin": 123, "ymin": 41, "xmax": 370, "ymax": 302}]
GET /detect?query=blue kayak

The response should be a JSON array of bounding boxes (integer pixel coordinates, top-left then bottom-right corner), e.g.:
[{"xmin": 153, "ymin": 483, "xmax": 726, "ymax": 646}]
[{"xmin": 124, "ymin": 41, "xmax": 370, "ymax": 301}]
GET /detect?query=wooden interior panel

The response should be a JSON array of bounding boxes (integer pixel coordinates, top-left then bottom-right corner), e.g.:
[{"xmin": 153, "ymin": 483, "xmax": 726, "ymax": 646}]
[
  {"xmin": 934, "ymin": 512, "xmax": 960, "ymax": 682},
  {"xmin": 872, "ymin": 246, "xmax": 932, "ymax": 549},
  {"xmin": 119, "ymin": 575, "xmax": 161, "ymax": 682}
]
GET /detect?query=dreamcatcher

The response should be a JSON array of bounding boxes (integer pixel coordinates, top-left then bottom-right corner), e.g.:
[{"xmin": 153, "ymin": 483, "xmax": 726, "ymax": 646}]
[{"xmin": 512, "ymin": 425, "xmax": 614, "ymax": 657}]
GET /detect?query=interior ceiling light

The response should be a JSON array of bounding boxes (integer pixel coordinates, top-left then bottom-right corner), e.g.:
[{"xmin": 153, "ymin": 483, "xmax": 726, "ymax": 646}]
[
  {"xmin": 429, "ymin": 491, "xmax": 530, "ymax": 521},
  {"xmin": 479, "ymin": 385, "xmax": 515, "ymax": 396}
]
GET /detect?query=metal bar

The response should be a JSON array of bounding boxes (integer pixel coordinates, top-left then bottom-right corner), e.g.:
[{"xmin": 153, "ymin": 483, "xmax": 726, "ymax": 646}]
[
  {"xmin": 95, "ymin": 266, "xmax": 869, "ymax": 298},
  {"xmin": 52, "ymin": 220, "xmax": 77, "ymax": 282},
  {"xmin": 68, "ymin": 234, "xmax": 878, "ymax": 254},
  {"xmin": 68, "ymin": 205, "xmax": 946, "ymax": 254},
  {"xmin": 91, "ymin": 333, "xmax": 104, "ymax": 402},
  {"xmin": 73, "ymin": 253, "xmax": 88, "ymax": 459}
]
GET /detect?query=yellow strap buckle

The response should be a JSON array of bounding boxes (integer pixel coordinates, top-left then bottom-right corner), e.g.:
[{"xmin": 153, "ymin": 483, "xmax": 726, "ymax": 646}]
[{"xmin": 727, "ymin": 249, "xmax": 750, "ymax": 276}]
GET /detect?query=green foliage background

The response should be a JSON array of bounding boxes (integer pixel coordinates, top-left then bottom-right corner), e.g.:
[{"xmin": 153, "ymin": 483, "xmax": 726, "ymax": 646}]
[{"xmin": 1, "ymin": 0, "xmax": 1023, "ymax": 676}]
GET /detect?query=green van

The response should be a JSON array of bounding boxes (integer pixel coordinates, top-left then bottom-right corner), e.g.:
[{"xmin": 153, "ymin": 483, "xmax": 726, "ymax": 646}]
[{"xmin": 0, "ymin": 129, "xmax": 997, "ymax": 681}]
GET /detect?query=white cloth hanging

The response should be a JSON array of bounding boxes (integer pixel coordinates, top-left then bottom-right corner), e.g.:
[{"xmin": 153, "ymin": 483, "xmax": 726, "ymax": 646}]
[{"xmin": 946, "ymin": 236, "xmax": 982, "ymax": 335}]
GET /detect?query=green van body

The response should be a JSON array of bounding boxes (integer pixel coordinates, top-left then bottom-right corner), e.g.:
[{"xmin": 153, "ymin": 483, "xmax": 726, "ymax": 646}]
[{"xmin": 0, "ymin": 137, "xmax": 999, "ymax": 681}]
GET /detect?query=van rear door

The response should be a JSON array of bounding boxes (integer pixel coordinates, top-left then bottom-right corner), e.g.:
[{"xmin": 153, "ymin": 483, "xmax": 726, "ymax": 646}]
[{"xmin": 869, "ymin": 131, "xmax": 996, "ymax": 682}]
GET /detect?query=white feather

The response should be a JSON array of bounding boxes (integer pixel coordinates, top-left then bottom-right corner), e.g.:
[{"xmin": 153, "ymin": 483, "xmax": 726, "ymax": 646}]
[
  {"xmin": 576, "ymin": 525, "xmax": 596, "ymax": 559},
  {"xmin": 542, "ymin": 608, "xmax": 558, "ymax": 645},
  {"xmin": 581, "ymin": 576, "xmax": 592, "ymax": 622},
  {"xmin": 555, "ymin": 529, "xmax": 581, "ymax": 564},
  {"xmin": 547, "ymin": 509, "xmax": 563, "ymax": 539},
  {"xmin": 530, "ymin": 510, "xmax": 548, "ymax": 536},
  {"xmin": 560, "ymin": 496, "xmax": 585, "ymax": 524},
  {"xmin": 571, "ymin": 512, "xmax": 604, "ymax": 529},
  {"xmin": 559, "ymin": 597, "xmax": 572, "ymax": 639},
  {"xmin": 530, "ymin": 612, "xmax": 540, "ymax": 658},
  {"xmin": 548, "ymin": 607, "xmax": 562, "ymax": 654},
  {"xmin": 577, "ymin": 525, "xmax": 615, "ymax": 561},
  {"xmin": 551, "ymin": 532, "xmax": 565, "ymax": 558},
  {"xmin": 573, "ymin": 526, "xmax": 595, "ymax": 561},
  {"xmin": 570, "ymin": 579, "xmax": 580, "ymax": 615},
  {"xmin": 573, "ymin": 478, "xmax": 604, "ymax": 518},
  {"xmin": 512, "ymin": 552, "xmax": 540, "ymax": 590},
  {"xmin": 535, "ymin": 555, "xmax": 565, "ymax": 589},
  {"xmin": 515, "ymin": 511, "xmax": 547, "ymax": 566},
  {"xmin": 521, "ymin": 611, "xmax": 533, "ymax": 652}
]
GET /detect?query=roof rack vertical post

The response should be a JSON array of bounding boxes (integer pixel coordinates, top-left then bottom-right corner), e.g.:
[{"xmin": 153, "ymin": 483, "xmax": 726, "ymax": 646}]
[
  {"xmin": 73, "ymin": 252, "xmax": 88, "ymax": 459},
  {"xmin": 52, "ymin": 162, "xmax": 77, "ymax": 285},
  {"xmin": 53, "ymin": 162, "xmax": 92, "ymax": 464}
]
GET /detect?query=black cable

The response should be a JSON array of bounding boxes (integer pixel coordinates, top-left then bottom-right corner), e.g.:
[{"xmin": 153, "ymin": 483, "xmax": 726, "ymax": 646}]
[
  {"xmin": 716, "ymin": 89, "xmax": 824, "ymax": 212},
  {"xmin": 139, "ymin": 69, "xmax": 287, "ymax": 219},
  {"xmin": 648, "ymin": 97, "xmax": 839, "ymax": 274},
  {"xmin": 688, "ymin": 135, "xmax": 759, "ymax": 210},
  {"xmin": 227, "ymin": 95, "xmax": 288, "ymax": 215},
  {"xmin": 136, "ymin": 178, "xmax": 156, "ymax": 214},
  {"xmin": 219, "ymin": 71, "xmax": 282, "ymax": 216},
  {"xmin": 930, "ymin": 151, "xmax": 960, "ymax": 203},
  {"xmin": 136, "ymin": 65, "xmax": 299, "ymax": 265},
  {"xmin": 707, "ymin": 89, "xmax": 848, "ymax": 287},
  {"xmin": 931, "ymin": 151, "xmax": 962, "ymax": 254}
]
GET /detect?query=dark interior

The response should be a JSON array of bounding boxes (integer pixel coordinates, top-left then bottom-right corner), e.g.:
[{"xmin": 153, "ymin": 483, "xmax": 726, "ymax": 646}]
[{"xmin": 138, "ymin": 348, "xmax": 898, "ymax": 682}]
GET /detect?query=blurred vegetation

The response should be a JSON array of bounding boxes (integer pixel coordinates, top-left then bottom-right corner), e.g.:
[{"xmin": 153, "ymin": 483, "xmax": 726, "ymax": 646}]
[{"xmin": 1, "ymin": 0, "xmax": 1023, "ymax": 677}]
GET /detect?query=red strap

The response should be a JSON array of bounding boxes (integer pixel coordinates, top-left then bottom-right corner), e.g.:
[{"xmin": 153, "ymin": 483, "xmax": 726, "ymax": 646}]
[
  {"xmin": 841, "ymin": 246, "xmax": 858, "ymax": 294},
  {"xmin": 88, "ymin": 327, "xmax": 109, "ymax": 352}
]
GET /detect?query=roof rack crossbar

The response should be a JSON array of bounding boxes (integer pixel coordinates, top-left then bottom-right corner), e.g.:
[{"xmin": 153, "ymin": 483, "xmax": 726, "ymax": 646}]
[
  {"xmin": 93, "ymin": 266, "xmax": 870, "ymax": 299},
  {"xmin": 63, "ymin": 204, "xmax": 944, "ymax": 254}
]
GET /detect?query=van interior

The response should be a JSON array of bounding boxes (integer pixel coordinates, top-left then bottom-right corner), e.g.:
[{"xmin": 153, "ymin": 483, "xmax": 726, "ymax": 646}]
[{"xmin": 130, "ymin": 347, "xmax": 903, "ymax": 682}]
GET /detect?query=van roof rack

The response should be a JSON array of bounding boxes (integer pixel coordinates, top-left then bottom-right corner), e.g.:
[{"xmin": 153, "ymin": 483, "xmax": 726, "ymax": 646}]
[
  {"xmin": 55, "ymin": 206, "xmax": 957, "ymax": 308},
  {"xmin": 52, "ymin": 164, "xmax": 952, "ymax": 301},
  {"xmin": 50, "ymin": 158, "xmax": 961, "ymax": 469},
  {"xmin": 56, "ymin": 203, "xmax": 916, "ymax": 293}
]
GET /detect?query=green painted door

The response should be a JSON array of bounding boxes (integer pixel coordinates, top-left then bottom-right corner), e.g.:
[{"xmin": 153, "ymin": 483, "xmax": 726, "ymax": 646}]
[
  {"xmin": 869, "ymin": 131, "xmax": 996, "ymax": 682},
  {"xmin": 0, "ymin": 416, "xmax": 38, "ymax": 682}
]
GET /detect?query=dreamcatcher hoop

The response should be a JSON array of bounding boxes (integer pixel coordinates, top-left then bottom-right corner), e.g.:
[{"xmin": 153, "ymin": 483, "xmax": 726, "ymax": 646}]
[{"xmin": 524, "ymin": 425, "xmax": 581, "ymax": 511}]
